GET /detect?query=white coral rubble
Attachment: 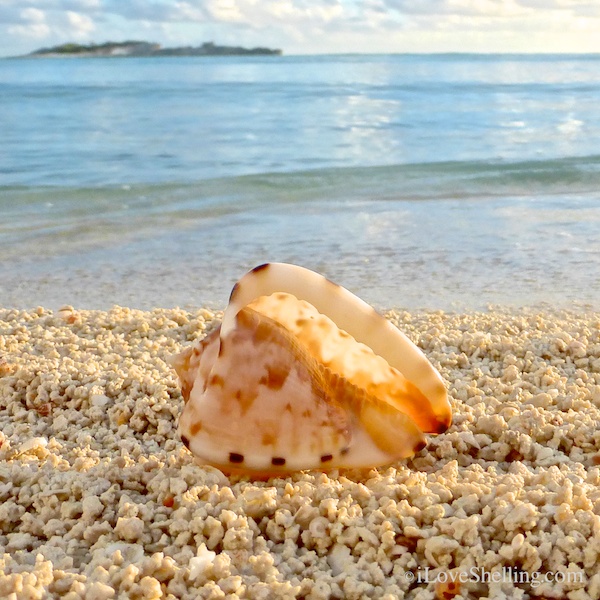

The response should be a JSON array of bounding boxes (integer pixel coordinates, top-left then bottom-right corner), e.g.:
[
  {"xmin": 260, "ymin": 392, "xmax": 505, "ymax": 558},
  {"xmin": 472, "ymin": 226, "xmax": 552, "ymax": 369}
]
[{"xmin": 0, "ymin": 306, "xmax": 599, "ymax": 599}]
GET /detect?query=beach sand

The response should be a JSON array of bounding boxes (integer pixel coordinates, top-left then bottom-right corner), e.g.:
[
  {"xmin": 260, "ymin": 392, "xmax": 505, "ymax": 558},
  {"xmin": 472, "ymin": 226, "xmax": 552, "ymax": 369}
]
[{"xmin": 1, "ymin": 305, "xmax": 599, "ymax": 599}]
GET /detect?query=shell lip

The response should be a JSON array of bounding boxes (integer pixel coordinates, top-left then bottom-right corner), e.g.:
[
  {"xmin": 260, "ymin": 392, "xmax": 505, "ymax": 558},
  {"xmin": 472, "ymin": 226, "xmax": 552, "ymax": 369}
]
[{"xmin": 434, "ymin": 414, "xmax": 452, "ymax": 434}]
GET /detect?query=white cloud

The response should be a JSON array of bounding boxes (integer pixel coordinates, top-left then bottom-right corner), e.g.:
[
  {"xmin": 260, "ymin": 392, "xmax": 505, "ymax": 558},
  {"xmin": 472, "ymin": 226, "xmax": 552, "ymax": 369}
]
[
  {"xmin": 174, "ymin": 1, "xmax": 209, "ymax": 21},
  {"xmin": 7, "ymin": 22, "xmax": 51, "ymax": 39},
  {"xmin": 6, "ymin": 7, "xmax": 50, "ymax": 39},
  {"xmin": 66, "ymin": 10, "xmax": 95, "ymax": 36},
  {"xmin": 21, "ymin": 7, "xmax": 46, "ymax": 22},
  {"xmin": 205, "ymin": 0, "xmax": 245, "ymax": 23},
  {"xmin": 1, "ymin": 0, "xmax": 600, "ymax": 55}
]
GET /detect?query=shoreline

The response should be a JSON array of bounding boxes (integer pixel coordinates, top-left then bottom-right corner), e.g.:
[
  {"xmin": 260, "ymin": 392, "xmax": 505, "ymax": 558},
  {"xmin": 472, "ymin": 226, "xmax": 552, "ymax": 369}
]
[
  {"xmin": 1, "ymin": 305, "xmax": 599, "ymax": 598},
  {"xmin": 2, "ymin": 185, "xmax": 599, "ymax": 316}
]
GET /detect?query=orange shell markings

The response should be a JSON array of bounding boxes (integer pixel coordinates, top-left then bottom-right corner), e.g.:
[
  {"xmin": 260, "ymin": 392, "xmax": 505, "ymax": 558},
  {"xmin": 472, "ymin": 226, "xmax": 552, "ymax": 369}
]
[{"xmin": 170, "ymin": 263, "xmax": 452, "ymax": 475}]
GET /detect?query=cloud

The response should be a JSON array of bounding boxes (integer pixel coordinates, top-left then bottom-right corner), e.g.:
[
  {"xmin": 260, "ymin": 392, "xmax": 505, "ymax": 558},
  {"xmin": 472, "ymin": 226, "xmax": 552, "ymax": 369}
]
[
  {"xmin": 5, "ymin": 7, "xmax": 50, "ymax": 39},
  {"xmin": 21, "ymin": 7, "xmax": 46, "ymax": 22},
  {"xmin": 2, "ymin": 3, "xmax": 99, "ymax": 45},
  {"xmin": 383, "ymin": 0, "xmax": 600, "ymax": 17},
  {"xmin": 201, "ymin": 0, "xmax": 345, "ymax": 28},
  {"xmin": 1, "ymin": 0, "xmax": 599, "ymax": 55},
  {"xmin": 98, "ymin": 0, "xmax": 207, "ymax": 23},
  {"xmin": 66, "ymin": 10, "xmax": 95, "ymax": 37}
]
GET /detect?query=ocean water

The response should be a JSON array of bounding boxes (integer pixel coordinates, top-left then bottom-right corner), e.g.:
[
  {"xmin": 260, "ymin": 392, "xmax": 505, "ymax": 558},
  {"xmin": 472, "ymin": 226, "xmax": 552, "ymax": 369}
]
[{"xmin": 1, "ymin": 54, "xmax": 599, "ymax": 311}]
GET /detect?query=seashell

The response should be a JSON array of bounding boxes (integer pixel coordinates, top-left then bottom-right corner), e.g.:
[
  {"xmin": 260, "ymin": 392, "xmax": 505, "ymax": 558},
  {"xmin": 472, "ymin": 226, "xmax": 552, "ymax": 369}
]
[{"xmin": 170, "ymin": 263, "xmax": 451, "ymax": 474}]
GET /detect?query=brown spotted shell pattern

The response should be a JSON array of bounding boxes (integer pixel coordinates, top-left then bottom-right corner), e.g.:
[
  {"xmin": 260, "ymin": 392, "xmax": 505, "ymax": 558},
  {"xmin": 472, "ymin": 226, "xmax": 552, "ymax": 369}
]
[{"xmin": 170, "ymin": 263, "xmax": 452, "ymax": 474}]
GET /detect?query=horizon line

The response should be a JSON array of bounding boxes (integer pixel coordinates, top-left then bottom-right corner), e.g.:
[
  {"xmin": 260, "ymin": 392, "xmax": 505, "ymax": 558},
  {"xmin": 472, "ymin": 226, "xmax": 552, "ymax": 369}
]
[{"xmin": 4, "ymin": 49, "xmax": 600, "ymax": 59}]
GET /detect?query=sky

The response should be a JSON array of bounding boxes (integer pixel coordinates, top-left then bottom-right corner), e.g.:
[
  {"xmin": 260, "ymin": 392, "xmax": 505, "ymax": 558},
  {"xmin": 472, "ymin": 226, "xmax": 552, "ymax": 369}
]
[{"xmin": 1, "ymin": 0, "xmax": 600, "ymax": 57}]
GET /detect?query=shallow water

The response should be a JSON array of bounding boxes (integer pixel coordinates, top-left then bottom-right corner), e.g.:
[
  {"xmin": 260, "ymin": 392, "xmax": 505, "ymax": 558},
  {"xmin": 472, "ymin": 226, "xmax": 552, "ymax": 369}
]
[{"xmin": 1, "ymin": 54, "xmax": 599, "ymax": 310}]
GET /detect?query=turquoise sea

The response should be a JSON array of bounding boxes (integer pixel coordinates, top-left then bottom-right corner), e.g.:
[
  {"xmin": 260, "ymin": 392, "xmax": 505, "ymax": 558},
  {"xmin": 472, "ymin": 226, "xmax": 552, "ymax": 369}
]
[{"xmin": 1, "ymin": 54, "xmax": 599, "ymax": 311}]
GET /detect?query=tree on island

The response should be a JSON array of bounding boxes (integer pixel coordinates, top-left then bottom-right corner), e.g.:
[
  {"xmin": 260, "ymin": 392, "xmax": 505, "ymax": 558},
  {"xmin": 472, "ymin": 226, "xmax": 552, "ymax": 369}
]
[{"xmin": 28, "ymin": 41, "xmax": 282, "ymax": 57}]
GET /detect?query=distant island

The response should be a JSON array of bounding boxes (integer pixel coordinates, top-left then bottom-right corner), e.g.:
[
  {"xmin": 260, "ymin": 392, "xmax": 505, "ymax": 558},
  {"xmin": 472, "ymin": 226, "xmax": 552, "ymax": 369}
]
[{"xmin": 26, "ymin": 41, "xmax": 282, "ymax": 58}]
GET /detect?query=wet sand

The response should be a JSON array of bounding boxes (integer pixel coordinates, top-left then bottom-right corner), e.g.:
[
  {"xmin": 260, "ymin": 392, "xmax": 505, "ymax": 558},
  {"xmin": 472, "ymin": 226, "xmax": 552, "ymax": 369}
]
[{"xmin": 1, "ymin": 305, "xmax": 599, "ymax": 599}]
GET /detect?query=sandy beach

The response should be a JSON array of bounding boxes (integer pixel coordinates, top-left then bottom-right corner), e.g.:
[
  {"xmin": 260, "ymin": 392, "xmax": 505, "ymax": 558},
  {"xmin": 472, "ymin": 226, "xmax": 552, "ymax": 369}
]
[{"xmin": 1, "ymin": 304, "xmax": 599, "ymax": 599}]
